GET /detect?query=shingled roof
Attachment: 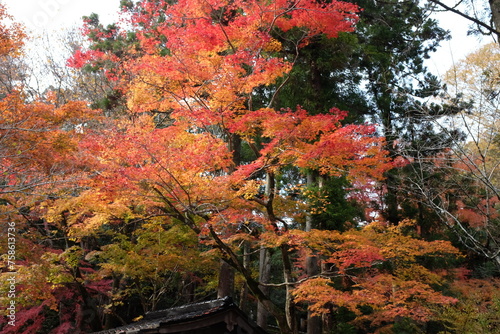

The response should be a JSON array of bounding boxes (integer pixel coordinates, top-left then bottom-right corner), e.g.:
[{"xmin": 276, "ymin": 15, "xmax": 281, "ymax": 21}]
[{"xmin": 93, "ymin": 297, "xmax": 268, "ymax": 334}]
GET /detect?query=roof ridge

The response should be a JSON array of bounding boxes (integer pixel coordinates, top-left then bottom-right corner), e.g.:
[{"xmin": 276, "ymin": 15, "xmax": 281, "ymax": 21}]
[{"xmin": 144, "ymin": 296, "xmax": 233, "ymax": 320}]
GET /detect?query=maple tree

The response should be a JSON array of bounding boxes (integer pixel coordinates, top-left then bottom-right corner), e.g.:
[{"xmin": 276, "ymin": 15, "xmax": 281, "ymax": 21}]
[
  {"xmin": 54, "ymin": 1, "xmax": 467, "ymax": 333},
  {"xmin": 0, "ymin": 6, "xmax": 109, "ymax": 333},
  {"xmin": 292, "ymin": 220, "xmax": 460, "ymax": 332},
  {"xmin": 0, "ymin": 4, "xmax": 97, "ymax": 211}
]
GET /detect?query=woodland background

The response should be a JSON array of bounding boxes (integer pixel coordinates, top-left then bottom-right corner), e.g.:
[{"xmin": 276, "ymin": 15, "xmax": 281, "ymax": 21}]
[{"xmin": 1, "ymin": 0, "xmax": 500, "ymax": 333}]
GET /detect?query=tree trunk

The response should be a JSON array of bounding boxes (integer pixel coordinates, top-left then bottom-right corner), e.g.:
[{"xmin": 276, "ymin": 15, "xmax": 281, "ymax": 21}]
[
  {"xmin": 281, "ymin": 244, "xmax": 298, "ymax": 334},
  {"xmin": 305, "ymin": 172, "xmax": 322, "ymax": 334},
  {"xmin": 305, "ymin": 257, "xmax": 321, "ymax": 334},
  {"xmin": 257, "ymin": 247, "xmax": 271, "ymax": 329},
  {"xmin": 490, "ymin": 0, "xmax": 500, "ymax": 38},
  {"xmin": 239, "ymin": 241, "xmax": 251, "ymax": 312},
  {"xmin": 74, "ymin": 267, "xmax": 103, "ymax": 332},
  {"xmin": 217, "ymin": 260, "xmax": 234, "ymax": 298},
  {"xmin": 217, "ymin": 132, "xmax": 241, "ymax": 299},
  {"xmin": 209, "ymin": 226, "xmax": 293, "ymax": 334}
]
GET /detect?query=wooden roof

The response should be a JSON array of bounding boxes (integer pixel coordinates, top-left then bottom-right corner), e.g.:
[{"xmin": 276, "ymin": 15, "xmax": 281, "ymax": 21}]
[{"xmin": 93, "ymin": 297, "xmax": 268, "ymax": 334}]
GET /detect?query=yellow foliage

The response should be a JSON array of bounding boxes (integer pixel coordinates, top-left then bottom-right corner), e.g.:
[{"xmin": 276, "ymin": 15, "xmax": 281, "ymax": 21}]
[{"xmin": 235, "ymin": 179, "xmax": 262, "ymax": 199}]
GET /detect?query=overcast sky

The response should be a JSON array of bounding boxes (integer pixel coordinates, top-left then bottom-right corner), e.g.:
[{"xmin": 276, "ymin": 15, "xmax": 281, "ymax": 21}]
[
  {"xmin": 1, "ymin": 0, "xmax": 493, "ymax": 75},
  {"xmin": 428, "ymin": 9, "xmax": 492, "ymax": 76},
  {"xmin": 2, "ymin": 0, "xmax": 121, "ymax": 31}
]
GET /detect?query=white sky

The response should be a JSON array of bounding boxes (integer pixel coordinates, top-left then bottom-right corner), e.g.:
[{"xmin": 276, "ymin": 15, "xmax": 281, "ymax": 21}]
[
  {"xmin": 428, "ymin": 9, "xmax": 493, "ymax": 76},
  {"xmin": 0, "ymin": 0, "xmax": 493, "ymax": 76},
  {"xmin": 1, "ymin": 0, "xmax": 121, "ymax": 32}
]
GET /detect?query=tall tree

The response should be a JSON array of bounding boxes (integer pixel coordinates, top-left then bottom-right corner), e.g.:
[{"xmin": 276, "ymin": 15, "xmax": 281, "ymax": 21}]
[
  {"xmin": 355, "ymin": 0, "xmax": 450, "ymax": 226},
  {"xmin": 253, "ymin": 0, "xmax": 451, "ymax": 226}
]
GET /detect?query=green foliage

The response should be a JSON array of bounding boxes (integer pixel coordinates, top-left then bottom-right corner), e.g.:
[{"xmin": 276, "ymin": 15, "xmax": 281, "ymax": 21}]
[
  {"xmin": 309, "ymin": 176, "xmax": 365, "ymax": 232},
  {"xmin": 92, "ymin": 220, "xmax": 218, "ymax": 313},
  {"xmin": 269, "ymin": 32, "xmax": 368, "ymax": 122},
  {"xmin": 391, "ymin": 317, "xmax": 425, "ymax": 334},
  {"xmin": 434, "ymin": 279, "xmax": 500, "ymax": 334}
]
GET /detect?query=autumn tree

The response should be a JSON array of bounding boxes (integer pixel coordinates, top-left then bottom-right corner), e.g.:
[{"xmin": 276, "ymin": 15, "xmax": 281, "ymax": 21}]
[
  {"xmin": 72, "ymin": 0, "xmax": 454, "ymax": 233},
  {"xmin": 0, "ymin": 6, "xmax": 95, "ymax": 213},
  {"xmin": 232, "ymin": 3, "xmax": 453, "ymax": 328},
  {"xmin": 0, "ymin": 5, "xmax": 112, "ymax": 333},
  {"xmin": 293, "ymin": 220, "xmax": 460, "ymax": 332},
  {"xmin": 57, "ymin": 1, "xmax": 468, "ymax": 333},
  {"xmin": 0, "ymin": 0, "xmax": 470, "ymax": 333}
]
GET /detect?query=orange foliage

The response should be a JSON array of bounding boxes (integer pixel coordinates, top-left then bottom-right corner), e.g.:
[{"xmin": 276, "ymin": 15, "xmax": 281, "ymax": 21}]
[
  {"xmin": 23, "ymin": 1, "xmax": 399, "ymax": 332},
  {"xmin": 0, "ymin": 4, "xmax": 25, "ymax": 57},
  {"xmin": 64, "ymin": 0, "xmax": 389, "ymax": 244},
  {"xmin": 292, "ymin": 221, "xmax": 460, "ymax": 327},
  {"xmin": 456, "ymin": 197, "xmax": 499, "ymax": 228},
  {"xmin": 0, "ymin": 92, "xmax": 96, "ymax": 203},
  {"xmin": 0, "ymin": 7, "xmax": 97, "ymax": 212}
]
